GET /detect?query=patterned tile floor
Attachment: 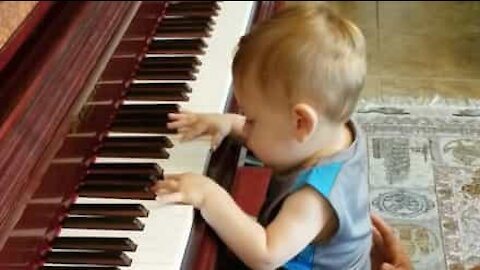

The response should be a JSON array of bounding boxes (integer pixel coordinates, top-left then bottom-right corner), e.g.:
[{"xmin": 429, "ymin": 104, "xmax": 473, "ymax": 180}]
[{"xmin": 355, "ymin": 105, "xmax": 480, "ymax": 270}]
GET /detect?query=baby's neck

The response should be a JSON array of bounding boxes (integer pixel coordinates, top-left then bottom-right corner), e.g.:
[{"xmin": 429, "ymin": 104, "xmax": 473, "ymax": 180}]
[
  {"xmin": 304, "ymin": 122, "xmax": 353, "ymax": 167},
  {"xmin": 277, "ymin": 122, "xmax": 353, "ymax": 175}
]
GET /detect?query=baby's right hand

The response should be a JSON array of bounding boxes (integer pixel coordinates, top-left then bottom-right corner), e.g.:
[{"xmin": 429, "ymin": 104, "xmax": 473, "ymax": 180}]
[{"xmin": 167, "ymin": 112, "xmax": 232, "ymax": 150}]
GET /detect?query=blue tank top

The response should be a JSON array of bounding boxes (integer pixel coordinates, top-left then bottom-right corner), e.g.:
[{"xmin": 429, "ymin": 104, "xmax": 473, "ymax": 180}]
[{"xmin": 259, "ymin": 120, "xmax": 372, "ymax": 270}]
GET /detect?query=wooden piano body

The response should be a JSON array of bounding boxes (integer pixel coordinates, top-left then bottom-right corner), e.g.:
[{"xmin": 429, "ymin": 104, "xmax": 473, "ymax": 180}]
[{"xmin": 0, "ymin": 1, "xmax": 281, "ymax": 269}]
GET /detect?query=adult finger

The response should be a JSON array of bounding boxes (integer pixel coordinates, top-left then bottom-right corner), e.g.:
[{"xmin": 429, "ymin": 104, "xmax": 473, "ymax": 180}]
[
  {"xmin": 371, "ymin": 214, "xmax": 396, "ymax": 246},
  {"xmin": 380, "ymin": 263, "xmax": 396, "ymax": 270}
]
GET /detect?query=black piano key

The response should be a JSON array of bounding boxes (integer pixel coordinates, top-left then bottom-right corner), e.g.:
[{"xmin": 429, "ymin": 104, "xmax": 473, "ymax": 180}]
[
  {"xmin": 62, "ymin": 216, "xmax": 144, "ymax": 231},
  {"xmin": 130, "ymin": 83, "xmax": 192, "ymax": 93},
  {"xmin": 98, "ymin": 146, "xmax": 169, "ymax": 159},
  {"xmin": 112, "ymin": 104, "xmax": 179, "ymax": 133},
  {"xmin": 158, "ymin": 24, "xmax": 212, "ymax": 32},
  {"xmin": 45, "ymin": 251, "xmax": 132, "ymax": 266},
  {"xmin": 126, "ymin": 89, "xmax": 189, "ymax": 102},
  {"xmin": 160, "ymin": 16, "xmax": 214, "ymax": 27},
  {"xmin": 114, "ymin": 113, "xmax": 175, "ymax": 120},
  {"xmin": 80, "ymin": 174, "xmax": 156, "ymax": 187},
  {"xmin": 114, "ymin": 112, "xmax": 175, "ymax": 123},
  {"xmin": 41, "ymin": 266, "xmax": 120, "ymax": 270},
  {"xmin": 169, "ymin": 1, "xmax": 220, "ymax": 9},
  {"xmin": 114, "ymin": 114, "xmax": 170, "ymax": 123},
  {"xmin": 52, "ymin": 237, "xmax": 137, "ymax": 251},
  {"xmin": 104, "ymin": 135, "xmax": 174, "ymax": 148},
  {"xmin": 138, "ymin": 62, "xmax": 198, "ymax": 73},
  {"xmin": 160, "ymin": 20, "xmax": 212, "ymax": 28},
  {"xmin": 137, "ymin": 61, "xmax": 200, "ymax": 72},
  {"xmin": 166, "ymin": 3, "xmax": 219, "ymax": 17},
  {"xmin": 135, "ymin": 69, "xmax": 196, "ymax": 80},
  {"xmin": 118, "ymin": 103, "xmax": 180, "ymax": 114},
  {"xmin": 148, "ymin": 40, "xmax": 205, "ymax": 55},
  {"xmin": 98, "ymin": 146, "xmax": 170, "ymax": 159},
  {"xmin": 110, "ymin": 120, "xmax": 174, "ymax": 134},
  {"xmin": 78, "ymin": 185, "xmax": 157, "ymax": 200},
  {"xmin": 127, "ymin": 83, "xmax": 191, "ymax": 100},
  {"xmin": 157, "ymin": 25, "xmax": 212, "ymax": 34},
  {"xmin": 98, "ymin": 148, "xmax": 169, "ymax": 159},
  {"xmin": 167, "ymin": 4, "xmax": 219, "ymax": 12},
  {"xmin": 88, "ymin": 163, "xmax": 163, "ymax": 177},
  {"xmin": 155, "ymin": 29, "xmax": 211, "ymax": 38},
  {"xmin": 155, "ymin": 25, "xmax": 211, "ymax": 34},
  {"xmin": 137, "ymin": 65, "xmax": 199, "ymax": 73},
  {"xmin": 69, "ymin": 204, "xmax": 149, "ymax": 217},
  {"xmin": 86, "ymin": 173, "xmax": 159, "ymax": 182},
  {"xmin": 141, "ymin": 56, "xmax": 200, "ymax": 67}
]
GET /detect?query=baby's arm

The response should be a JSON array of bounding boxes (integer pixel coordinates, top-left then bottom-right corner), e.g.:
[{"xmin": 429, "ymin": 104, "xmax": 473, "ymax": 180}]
[
  {"xmin": 167, "ymin": 112, "xmax": 245, "ymax": 148},
  {"xmin": 201, "ymin": 185, "xmax": 333, "ymax": 269},
  {"xmin": 153, "ymin": 173, "xmax": 333, "ymax": 269},
  {"xmin": 225, "ymin": 113, "xmax": 247, "ymax": 139}
]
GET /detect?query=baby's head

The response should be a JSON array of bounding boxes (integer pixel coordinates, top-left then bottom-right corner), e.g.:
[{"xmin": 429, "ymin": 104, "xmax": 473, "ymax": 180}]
[{"xmin": 232, "ymin": 3, "xmax": 366, "ymax": 171}]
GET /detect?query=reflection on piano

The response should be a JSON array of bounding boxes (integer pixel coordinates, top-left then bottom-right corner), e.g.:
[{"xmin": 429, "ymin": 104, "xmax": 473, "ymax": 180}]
[{"xmin": 0, "ymin": 1, "xmax": 281, "ymax": 269}]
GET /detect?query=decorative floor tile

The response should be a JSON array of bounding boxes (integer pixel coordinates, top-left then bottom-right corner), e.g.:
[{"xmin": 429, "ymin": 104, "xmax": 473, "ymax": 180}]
[
  {"xmin": 368, "ymin": 136, "xmax": 434, "ymax": 188},
  {"xmin": 377, "ymin": 216, "xmax": 447, "ymax": 270},
  {"xmin": 433, "ymin": 138, "xmax": 480, "ymax": 167},
  {"xmin": 356, "ymin": 108, "xmax": 480, "ymax": 269},
  {"xmin": 435, "ymin": 166, "xmax": 480, "ymax": 269},
  {"xmin": 370, "ymin": 188, "xmax": 438, "ymax": 220}
]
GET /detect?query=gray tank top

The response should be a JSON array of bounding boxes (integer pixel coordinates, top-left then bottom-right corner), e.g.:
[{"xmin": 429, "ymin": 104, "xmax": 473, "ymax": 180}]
[{"xmin": 259, "ymin": 120, "xmax": 372, "ymax": 270}]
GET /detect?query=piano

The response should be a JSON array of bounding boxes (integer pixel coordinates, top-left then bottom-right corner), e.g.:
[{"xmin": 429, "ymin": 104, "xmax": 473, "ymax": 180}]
[{"xmin": 0, "ymin": 1, "xmax": 281, "ymax": 270}]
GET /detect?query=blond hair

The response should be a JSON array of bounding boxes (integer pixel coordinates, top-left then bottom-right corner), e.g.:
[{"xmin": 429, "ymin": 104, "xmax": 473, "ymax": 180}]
[{"xmin": 233, "ymin": 3, "xmax": 366, "ymax": 123}]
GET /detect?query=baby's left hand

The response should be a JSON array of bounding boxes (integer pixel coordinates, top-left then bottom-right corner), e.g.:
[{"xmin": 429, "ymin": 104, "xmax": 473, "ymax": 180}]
[{"xmin": 151, "ymin": 172, "xmax": 216, "ymax": 209}]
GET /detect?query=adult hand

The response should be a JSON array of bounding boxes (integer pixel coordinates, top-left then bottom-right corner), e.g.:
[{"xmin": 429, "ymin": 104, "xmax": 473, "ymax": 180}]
[{"xmin": 371, "ymin": 213, "xmax": 412, "ymax": 270}]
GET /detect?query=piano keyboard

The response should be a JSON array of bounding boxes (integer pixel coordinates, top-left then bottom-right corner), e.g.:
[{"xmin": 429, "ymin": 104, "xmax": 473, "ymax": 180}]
[{"xmin": 42, "ymin": 2, "xmax": 255, "ymax": 270}]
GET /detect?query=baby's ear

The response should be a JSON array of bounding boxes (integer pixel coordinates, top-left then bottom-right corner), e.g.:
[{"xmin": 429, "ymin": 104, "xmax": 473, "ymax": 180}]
[{"xmin": 292, "ymin": 103, "xmax": 318, "ymax": 143}]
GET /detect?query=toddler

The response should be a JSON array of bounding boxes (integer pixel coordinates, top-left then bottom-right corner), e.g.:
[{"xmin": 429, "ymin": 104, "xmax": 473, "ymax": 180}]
[{"xmin": 153, "ymin": 3, "xmax": 371, "ymax": 269}]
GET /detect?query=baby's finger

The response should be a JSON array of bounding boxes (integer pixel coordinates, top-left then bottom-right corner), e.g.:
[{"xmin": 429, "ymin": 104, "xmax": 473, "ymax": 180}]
[
  {"xmin": 152, "ymin": 179, "xmax": 179, "ymax": 192},
  {"xmin": 153, "ymin": 188, "xmax": 170, "ymax": 195},
  {"xmin": 177, "ymin": 127, "xmax": 190, "ymax": 133},
  {"xmin": 211, "ymin": 132, "xmax": 225, "ymax": 150},
  {"xmin": 178, "ymin": 108, "xmax": 192, "ymax": 114},
  {"xmin": 168, "ymin": 113, "xmax": 187, "ymax": 120},
  {"xmin": 163, "ymin": 173, "xmax": 182, "ymax": 180},
  {"xmin": 167, "ymin": 119, "xmax": 190, "ymax": 129},
  {"xmin": 156, "ymin": 192, "xmax": 184, "ymax": 204},
  {"xmin": 182, "ymin": 124, "xmax": 207, "ymax": 141}
]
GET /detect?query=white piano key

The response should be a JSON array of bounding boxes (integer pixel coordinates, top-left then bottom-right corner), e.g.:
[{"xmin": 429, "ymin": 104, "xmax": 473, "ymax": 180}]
[
  {"xmin": 96, "ymin": 134, "xmax": 212, "ymax": 175},
  {"xmin": 127, "ymin": 1, "xmax": 255, "ymax": 115},
  {"xmin": 55, "ymin": 2, "xmax": 257, "ymax": 270},
  {"xmin": 42, "ymin": 264, "xmax": 177, "ymax": 270},
  {"xmin": 120, "ymin": 264, "xmax": 179, "ymax": 270},
  {"xmin": 74, "ymin": 197, "xmax": 193, "ymax": 218},
  {"xmin": 58, "ymin": 208, "xmax": 193, "ymax": 264}
]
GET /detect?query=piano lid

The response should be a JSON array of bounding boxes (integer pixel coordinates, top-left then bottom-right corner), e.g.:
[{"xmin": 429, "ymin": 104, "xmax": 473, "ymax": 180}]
[
  {"xmin": 0, "ymin": 1, "xmax": 49, "ymax": 72},
  {"xmin": 0, "ymin": 0, "xmax": 142, "ymax": 252}
]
